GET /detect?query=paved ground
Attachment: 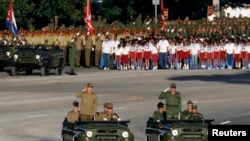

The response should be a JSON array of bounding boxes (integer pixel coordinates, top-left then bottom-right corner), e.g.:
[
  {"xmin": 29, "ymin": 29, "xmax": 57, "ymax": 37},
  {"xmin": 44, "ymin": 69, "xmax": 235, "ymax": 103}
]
[{"xmin": 0, "ymin": 66, "xmax": 250, "ymax": 141}]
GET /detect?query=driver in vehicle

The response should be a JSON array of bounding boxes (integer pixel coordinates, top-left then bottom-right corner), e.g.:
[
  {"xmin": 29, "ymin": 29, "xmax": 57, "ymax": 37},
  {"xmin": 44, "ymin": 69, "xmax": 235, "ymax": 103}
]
[
  {"xmin": 187, "ymin": 104, "xmax": 204, "ymax": 120},
  {"xmin": 102, "ymin": 103, "xmax": 120, "ymax": 121}
]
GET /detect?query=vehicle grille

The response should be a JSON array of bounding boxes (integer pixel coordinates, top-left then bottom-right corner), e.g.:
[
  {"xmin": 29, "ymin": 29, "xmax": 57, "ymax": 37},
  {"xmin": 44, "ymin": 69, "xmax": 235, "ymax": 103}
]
[
  {"xmin": 181, "ymin": 134, "xmax": 203, "ymax": 139},
  {"xmin": 146, "ymin": 134, "xmax": 158, "ymax": 141},
  {"xmin": 97, "ymin": 129, "xmax": 117, "ymax": 133},
  {"xmin": 182, "ymin": 128, "xmax": 203, "ymax": 132},
  {"xmin": 96, "ymin": 135, "xmax": 119, "ymax": 140}
]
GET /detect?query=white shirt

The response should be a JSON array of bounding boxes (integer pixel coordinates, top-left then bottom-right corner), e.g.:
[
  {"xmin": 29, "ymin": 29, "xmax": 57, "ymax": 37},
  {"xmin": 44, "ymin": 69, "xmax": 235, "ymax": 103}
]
[
  {"xmin": 149, "ymin": 43, "xmax": 158, "ymax": 54},
  {"xmin": 225, "ymin": 43, "xmax": 234, "ymax": 54},
  {"xmin": 122, "ymin": 46, "xmax": 130, "ymax": 55},
  {"xmin": 114, "ymin": 47, "xmax": 123, "ymax": 56},
  {"xmin": 102, "ymin": 40, "xmax": 112, "ymax": 54},
  {"xmin": 246, "ymin": 45, "xmax": 250, "ymax": 53},
  {"xmin": 157, "ymin": 39, "xmax": 169, "ymax": 53},
  {"xmin": 190, "ymin": 43, "xmax": 200, "ymax": 55},
  {"xmin": 233, "ymin": 45, "xmax": 241, "ymax": 54}
]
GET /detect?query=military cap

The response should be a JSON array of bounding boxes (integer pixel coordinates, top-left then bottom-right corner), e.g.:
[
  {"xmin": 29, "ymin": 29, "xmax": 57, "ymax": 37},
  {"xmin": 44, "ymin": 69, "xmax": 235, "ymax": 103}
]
[
  {"xmin": 86, "ymin": 83, "xmax": 93, "ymax": 88},
  {"xmin": 72, "ymin": 101, "xmax": 79, "ymax": 107},
  {"xmin": 192, "ymin": 104, "xmax": 198, "ymax": 109},
  {"xmin": 187, "ymin": 100, "xmax": 193, "ymax": 105},
  {"xmin": 105, "ymin": 103, "xmax": 113, "ymax": 109},
  {"xmin": 157, "ymin": 102, "xmax": 164, "ymax": 108},
  {"xmin": 170, "ymin": 82, "xmax": 176, "ymax": 88}
]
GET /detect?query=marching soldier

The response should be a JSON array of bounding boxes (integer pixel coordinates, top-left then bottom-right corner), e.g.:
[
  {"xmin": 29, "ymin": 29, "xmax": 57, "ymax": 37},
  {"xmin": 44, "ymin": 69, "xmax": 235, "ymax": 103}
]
[{"xmin": 75, "ymin": 32, "xmax": 83, "ymax": 67}]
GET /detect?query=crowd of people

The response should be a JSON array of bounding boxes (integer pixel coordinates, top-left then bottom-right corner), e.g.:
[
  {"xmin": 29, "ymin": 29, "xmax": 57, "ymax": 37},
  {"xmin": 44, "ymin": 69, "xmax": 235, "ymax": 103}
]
[{"xmin": 1, "ymin": 15, "xmax": 250, "ymax": 71}]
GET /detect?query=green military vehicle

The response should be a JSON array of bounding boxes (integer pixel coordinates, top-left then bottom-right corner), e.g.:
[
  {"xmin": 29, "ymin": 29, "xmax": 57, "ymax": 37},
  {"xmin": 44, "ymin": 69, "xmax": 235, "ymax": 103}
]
[
  {"xmin": 145, "ymin": 117, "xmax": 214, "ymax": 141},
  {"xmin": 10, "ymin": 45, "xmax": 64, "ymax": 76},
  {"xmin": 61, "ymin": 118, "xmax": 134, "ymax": 141},
  {"xmin": 0, "ymin": 44, "xmax": 11, "ymax": 71}
]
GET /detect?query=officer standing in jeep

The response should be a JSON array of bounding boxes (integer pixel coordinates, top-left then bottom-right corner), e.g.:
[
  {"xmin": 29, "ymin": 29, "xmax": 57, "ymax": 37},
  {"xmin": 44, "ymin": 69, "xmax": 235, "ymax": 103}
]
[{"xmin": 159, "ymin": 82, "xmax": 182, "ymax": 119}]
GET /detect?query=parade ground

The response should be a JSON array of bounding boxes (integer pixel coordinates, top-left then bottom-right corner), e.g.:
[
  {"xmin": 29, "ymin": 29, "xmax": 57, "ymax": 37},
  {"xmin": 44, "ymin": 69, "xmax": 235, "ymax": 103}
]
[{"xmin": 0, "ymin": 67, "xmax": 250, "ymax": 141}]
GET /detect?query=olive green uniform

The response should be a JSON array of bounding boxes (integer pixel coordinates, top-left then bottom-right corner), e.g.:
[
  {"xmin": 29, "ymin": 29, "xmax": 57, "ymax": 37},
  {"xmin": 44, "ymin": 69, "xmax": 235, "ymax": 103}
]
[
  {"xmin": 68, "ymin": 41, "xmax": 76, "ymax": 73},
  {"xmin": 152, "ymin": 111, "xmax": 167, "ymax": 121},
  {"xmin": 85, "ymin": 35, "xmax": 92, "ymax": 67},
  {"xmin": 104, "ymin": 113, "xmax": 119, "ymax": 121},
  {"xmin": 159, "ymin": 91, "xmax": 181, "ymax": 119},
  {"xmin": 181, "ymin": 109, "xmax": 192, "ymax": 120},
  {"xmin": 76, "ymin": 91, "xmax": 98, "ymax": 121},
  {"xmin": 66, "ymin": 111, "xmax": 80, "ymax": 123},
  {"xmin": 187, "ymin": 112, "xmax": 204, "ymax": 120}
]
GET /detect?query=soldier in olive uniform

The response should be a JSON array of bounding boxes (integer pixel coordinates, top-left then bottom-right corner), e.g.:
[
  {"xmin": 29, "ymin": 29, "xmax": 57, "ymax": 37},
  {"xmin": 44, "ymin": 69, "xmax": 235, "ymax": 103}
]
[
  {"xmin": 76, "ymin": 83, "xmax": 98, "ymax": 121},
  {"xmin": 85, "ymin": 33, "xmax": 92, "ymax": 67},
  {"xmin": 75, "ymin": 32, "xmax": 83, "ymax": 67},
  {"xmin": 159, "ymin": 82, "xmax": 181, "ymax": 119},
  {"xmin": 95, "ymin": 32, "xmax": 103, "ymax": 67},
  {"xmin": 102, "ymin": 103, "xmax": 120, "ymax": 121},
  {"xmin": 68, "ymin": 37, "xmax": 77, "ymax": 75},
  {"xmin": 152, "ymin": 102, "xmax": 167, "ymax": 121},
  {"xmin": 95, "ymin": 102, "xmax": 109, "ymax": 120},
  {"xmin": 66, "ymin": 101, "xmax": 80, "ymax": 123},
  {"xmin": 181, "ymin": 100, "xmax": 193, "ymax": 120},
  {"xmin": 187, "ymin": 104, "xmax": 204, "ymax": 120}
]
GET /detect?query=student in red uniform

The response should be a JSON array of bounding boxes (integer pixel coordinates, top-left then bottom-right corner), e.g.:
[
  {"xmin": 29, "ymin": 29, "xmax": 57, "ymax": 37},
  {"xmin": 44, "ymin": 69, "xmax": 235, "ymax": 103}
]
[
  {"xmin": 121, "ymin": 41, "xmax": 130, "ymax": 70},
  {"xmin": 136, "ymin": 40, "xmax": 143, "ymax": 70},
  {"xmin": 219, "ymin": 40, "xmax": 227, "ymax": 69},
  {"xmin": 182, "ymin": 40, "xmax": 191, "ymax": 70},
  {"xmin": 150, "ymin": 38, "xmax": 159, "ymax": 70},
  {"xmin": 213, "ymin": 41, "xmax": 220, "ymax": 69},
  {"xmin": 206, "ymin": 41, "xmax": 214, "ymax": 69},
  {"xmin": 143, "ymin": 39, "xmax": 151, "ymax": 70},
  {"xmin": 129, "ymin": 39, "xmax": 137, "ymax": 70},
  {"xmin": 241, "ymin": 40, "xmax": 248, "ymax": 69},
  {"xmin": 114, "ymin": 44, "xmax": 122, "ymax": 70},
  {"xmin": 199, "ymin": 41, "xmax": 207, "ymax": 69},
  {"xmin": 233, "ymin": 40, "xmax": 242, "ymax": 69},
  {"xmin": 176, "ymin": 40, "xmax": 183, "ymax": 69}
]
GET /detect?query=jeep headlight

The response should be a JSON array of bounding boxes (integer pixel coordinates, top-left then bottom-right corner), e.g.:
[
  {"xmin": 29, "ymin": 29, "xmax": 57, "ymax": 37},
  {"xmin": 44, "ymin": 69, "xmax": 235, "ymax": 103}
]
[
  {"xmin": 122, "ymin": 131, "xmax": 129, "ymax": 138},
  {"xmin": 14, "ymin": 54, "xmax": 18, "ymax": 59},
  {"xmin": 36, "ymin": 55, "xmax": 41, "ymax": 59},
  {"xmin": 6, "ymin": 51, "xmax": 11, "ymax": 56},
  {"xmin": 171, "ymin": 129, "xmax": 178, "ymax": 136},
  {"xmin": 86, "ymin": 131, "xmax": 93, "ymax": 137}
]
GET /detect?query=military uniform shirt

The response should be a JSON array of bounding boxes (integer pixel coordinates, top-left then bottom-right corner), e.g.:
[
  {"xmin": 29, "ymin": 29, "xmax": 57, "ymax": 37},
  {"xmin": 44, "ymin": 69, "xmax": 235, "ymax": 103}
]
[
  {"xmin": 159, "ymin": 91, "xmax": 181, "ymax": 118},
  {"xmin": 153, "ymin": 111, "xmax": 166, "ymax": 121},
  {"xmin": 66, "ymin": 111, "xmax": 80, "ymax": 123},
  {"xmin": 76, "ymin": 91, "xmax": 98, "ymax": 116}
]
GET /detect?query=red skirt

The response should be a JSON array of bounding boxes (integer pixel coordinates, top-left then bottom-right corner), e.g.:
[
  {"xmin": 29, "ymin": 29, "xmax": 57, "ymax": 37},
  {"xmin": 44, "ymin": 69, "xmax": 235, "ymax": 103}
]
[
  {"xmin": 199, "ymin": 52, "xmax": 206, "ymax": 60},
  {"xmin": 143, "ymin": 51, "xmax": 151, "ymax": 59},
  {"xmin": 171, "ymin": 54, "xmax": 176, "ymax": 62},
  {"xmin": 129, "ymin": 51, "xmax": 135, "ymax": 59},
  {"xmin": 234, "ymin": 54, "xmax": 240, "ymax": 62},
  {"xmin": 214, "ymin": 52, "xmax": 219, "ymax": 59},
  {"xmin": 152, "ymin": 54, "xmax": 158, "ymax": 62},
  {"xmin": 207, "ymin": 52, "xmax": 213, "ymax": 59},
  {"xmin": 136, "ymin": 52, "xmax": 142, "ymax": 59},
  {"xmin": 182, "ymin": 51, "xmax": 190, "ymax": 59},
  {"xmin": 241, "ymin": 51, "xmax": 247, "ymax": 58},
  {"xmin": 220, "ymin": 51, "xmax": 226, "ymax": 59},
  {"xmin": 115, "ymin": 55, "xmax": 121, "ymax": 64},
  {"xmin": 122, "ymin": 55, "xmax": 129, "ymax": 63},
  {"xmin": 176, "ymin": 50, "xmax": 183, "ymax": 58}
]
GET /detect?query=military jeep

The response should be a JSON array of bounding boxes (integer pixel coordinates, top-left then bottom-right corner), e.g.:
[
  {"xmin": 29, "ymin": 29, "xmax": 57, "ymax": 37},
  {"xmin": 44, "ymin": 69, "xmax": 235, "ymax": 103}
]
[
  {"xmin": 145, "ymin": 117, "xmax": 214, "ymax": 141},
  {"xmin": 61, "ymin": 119, "xmax": 134, "ymax": 141},
  {"xmin": 0, "ymin": 44, "xmax": 11, "ymax": 71},
  {"xmin": 10, "ymin": 45, "xmax": 64, "ymax": 76}
]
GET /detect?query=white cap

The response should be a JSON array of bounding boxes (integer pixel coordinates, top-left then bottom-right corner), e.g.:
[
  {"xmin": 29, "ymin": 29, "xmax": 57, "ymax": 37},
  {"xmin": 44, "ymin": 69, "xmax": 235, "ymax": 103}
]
[{"xmin": 76, "ymin": 32, "xmax": 80, "ymax": 36}]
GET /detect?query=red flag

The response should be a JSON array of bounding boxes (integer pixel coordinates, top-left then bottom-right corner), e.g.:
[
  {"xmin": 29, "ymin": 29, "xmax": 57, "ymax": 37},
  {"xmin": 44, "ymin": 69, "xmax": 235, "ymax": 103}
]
[
  {"xmin": 160, "ymin": 0, "xmax": 165, "ymax": 21},
  {"xmin": 85, "ymin": 0, "xmax": 94, "ymax": 37}
]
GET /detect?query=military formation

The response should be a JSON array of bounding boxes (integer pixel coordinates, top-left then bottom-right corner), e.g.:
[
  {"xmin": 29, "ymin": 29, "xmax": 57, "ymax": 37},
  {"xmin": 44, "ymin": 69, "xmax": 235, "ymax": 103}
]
[{"xmin": 1, "ymin": 14, "xmax": 250, "ymax": 73}]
